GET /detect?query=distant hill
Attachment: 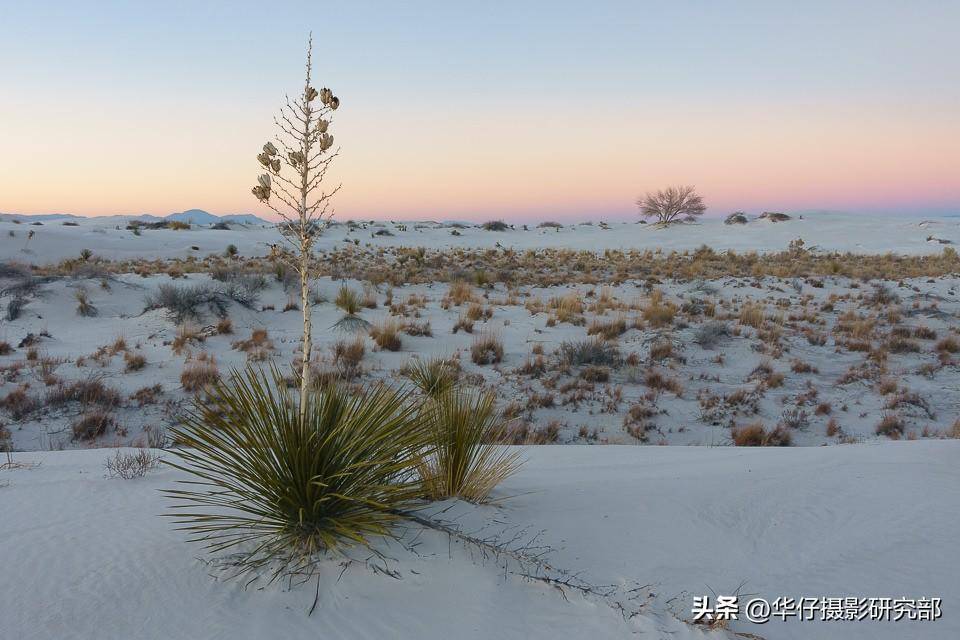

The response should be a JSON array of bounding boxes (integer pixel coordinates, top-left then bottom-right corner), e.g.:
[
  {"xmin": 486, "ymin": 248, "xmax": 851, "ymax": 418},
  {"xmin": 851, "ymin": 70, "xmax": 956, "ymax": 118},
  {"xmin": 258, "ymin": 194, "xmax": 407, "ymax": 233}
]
[{"xmin": 165, "ymin": 209, "xmax": 270, "ymax": 225}]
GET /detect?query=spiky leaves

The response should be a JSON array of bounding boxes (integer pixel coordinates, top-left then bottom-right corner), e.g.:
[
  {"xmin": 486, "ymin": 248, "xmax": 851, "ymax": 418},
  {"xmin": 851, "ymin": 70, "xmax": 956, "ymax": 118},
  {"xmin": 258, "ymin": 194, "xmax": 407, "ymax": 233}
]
[
  {"xmin": 164, "ymin": 367, "xmax": 428, "ymax": 576},
  {"xmin": 419, "ymin": 389, "xmax": 522, "ymax": 503},
  {"xmin": 404, "ymin": 358, "xmax": 458, "ymax": 398}
]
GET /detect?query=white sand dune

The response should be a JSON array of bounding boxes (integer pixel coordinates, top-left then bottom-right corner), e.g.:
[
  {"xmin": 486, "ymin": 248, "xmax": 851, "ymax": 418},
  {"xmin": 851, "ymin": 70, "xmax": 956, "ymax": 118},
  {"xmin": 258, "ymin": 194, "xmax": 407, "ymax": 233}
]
[
  {"xmin": 1, "ymin": 441, "xmax": 956, "ymax": 640},
  {"xmin": 2, "ymin": 212, "xmax": 958, "ymax": 264}
]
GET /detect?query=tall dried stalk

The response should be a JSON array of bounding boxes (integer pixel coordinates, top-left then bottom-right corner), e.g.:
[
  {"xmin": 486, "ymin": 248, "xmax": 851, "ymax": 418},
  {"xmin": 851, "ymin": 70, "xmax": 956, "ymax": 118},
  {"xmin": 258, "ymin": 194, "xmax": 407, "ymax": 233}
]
[{"xmin": 252, "ymin": 35, "xmax": 340, "ymax": 421}]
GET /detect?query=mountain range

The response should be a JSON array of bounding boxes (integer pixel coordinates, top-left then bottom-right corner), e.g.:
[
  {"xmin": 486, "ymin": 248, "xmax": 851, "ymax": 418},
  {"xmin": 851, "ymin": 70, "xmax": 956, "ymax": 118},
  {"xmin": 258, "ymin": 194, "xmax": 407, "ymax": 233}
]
[{"xmin": 0, "ymin": 209, "xmax": 270, "ymax": 225}]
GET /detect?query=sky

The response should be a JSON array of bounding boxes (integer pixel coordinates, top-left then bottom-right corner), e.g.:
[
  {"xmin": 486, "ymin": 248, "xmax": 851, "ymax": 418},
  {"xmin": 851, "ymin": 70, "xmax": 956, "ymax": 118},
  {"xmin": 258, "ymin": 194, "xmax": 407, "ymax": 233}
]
[{"xmin": 2, "ymin": 1, "xmax": 959, "ymax": 222}]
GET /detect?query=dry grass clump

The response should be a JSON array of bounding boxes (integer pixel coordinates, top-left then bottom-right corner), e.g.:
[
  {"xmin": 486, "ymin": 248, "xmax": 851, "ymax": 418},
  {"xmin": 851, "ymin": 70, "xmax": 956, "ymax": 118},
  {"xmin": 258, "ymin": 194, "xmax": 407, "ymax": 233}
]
[
  {"xmin": 71, "ymin": 410, "xmax": 116, "ymax": 441},
  {"xmin": 418, "ymin": 389, "xmax": 521, "ymax": 502},
  {"xmin": 332, "ymin": 338, "xmax": 366, "ymax": 379},
  {"xmin": 74, "ymin": 287, "xmax": 98, "ymax": 317},
  {"xmin": 1, "ymin": 385, "xmax": 39, "ymax": 420},
  {"xmin": 642, "ymin": 289, "xmax": 676, "ymax": 327},
  {"xmin": 445, "ymin": 280, "xmax": 476, "ymax": 306},
  {"xmin": 131, "ymin": 384, "xmax": 164, "ymax": 406},
  {"xmin": 403, "ymin": 321, "xmax": 432, "ymax": 337},
  {"xmin": 587, "ymin": 316, "xmax": 627, "ymax": 340},
  {"xmin": 0, "ymin": 341, "xmax": 13, "ymax": 356},
  {"xmin": 370, "ymin": 319, "xmax": 403, "ymax": 351},
  {"xmin": 123, "ymin": 351, "xmax": 147, "ymax": 372},
  {"xmin": 180, "ymin": 355, "xmax": 219, "ymax": 393},
  {"xmin": 232, "ymin": 328, "xmax": 275, "ymax": 361},
  {"xmin": 216, "ymin": 317, "xmax": 233, "ymax": 334},
  {"xmin": 649, "ymin": 340, "xmax": 674, "ymax": 362},
  {"xmin": 471, "ymin": 332, "xmax": 503, "ymax": 365},
  {"xmin": 335, "ymin": 285, "xmax": 362, "ymax": 315},
  {"xmin": 48, "ymin": 377, "xmax": 122, "ymax": 409},
  {"xmin": 559, "ymin": 337, "xmax": 621, "ymax": 367},
  {"xmin": 498, "ymin": 420, "xmax": 561, "ymax": 444},
  {"xmin": 936, "ymin": 336, "xmax": 959, "ymax": 354},
  {"xmin": 548, "ymin": 293, "xmax": 584, "ymax": 325},
  {"xmin": 731, "ymin": 422, "xmax": 791, "ymax": 446},
  {"xmin": 105, "ymin": 448, "xmax": 161, "ymax": 479},
  {"xmin": 738, "ymin": 302, "xmax": 765, "ymax": 328},
  {"xmin": 172, "ymin": 323, "xmax": 206, "ymax": 355},
  {"xmin": 452, "ymin": 314, "xmax": 474, "ymax": 334},
  {"xmin": 875, "ymin": 412, "xmax": 905, "ymax": 438},
  {"xmin": 644, "ymin": 369, "xmax": 684, "ymax": 396}
]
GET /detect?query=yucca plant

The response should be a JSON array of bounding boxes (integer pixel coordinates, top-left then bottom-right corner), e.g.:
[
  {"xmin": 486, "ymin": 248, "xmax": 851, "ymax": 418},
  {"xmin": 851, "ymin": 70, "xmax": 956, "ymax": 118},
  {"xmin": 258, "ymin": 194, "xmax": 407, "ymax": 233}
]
[
  {"xmin": 419, "ymin": 388, "xmax": 522, "ymax": 503},
  {"xmin": 164, "ymin": 366, "xmax": 429, "ymax": 577},
  {"xmin": 404, "ymin": 358, "xmax": 458, "ymax": 398}
]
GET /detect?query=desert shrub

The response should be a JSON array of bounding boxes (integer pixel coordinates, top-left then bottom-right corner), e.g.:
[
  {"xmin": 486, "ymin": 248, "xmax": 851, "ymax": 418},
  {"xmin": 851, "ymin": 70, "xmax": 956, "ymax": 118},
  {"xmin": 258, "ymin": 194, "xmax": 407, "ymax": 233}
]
[
  {"xmin": 335, "ymin": 285, "xmax": 362, "ymax": 315},
  {"xmin": 642, "ymin": 289, "xmax": 676, "ymax": 327},
  {"xmin": 180, "ymin": 357, "xmax": 219, "ymax": 393},
  {"xmin": 875, "ymin": 413, "xmax": 905, "ymax": 438},
  {"xmin": 106, "ymin": 449, "xmax": 161, "ymax": 479},
  {"xmin": 164, "ymin": 368, "xmax": 428, "ymax": 573},
  {"xmin": 216, "ymin": 317, "xmax": 233, "ymax": 334},
  {"xmin": 649, "ymin": 340, "xmax": 674, "ymax": 361},
  {"xmin": 145, "ymin": 284, "xmax": 232, "ymax": 322},
  {"xmin": 232, "ymin": 328, "xmax": 274, "ymax": 361},
  {"xmin": 332, "ymin": 338, "xmax": 366, "ymax": 379},
  {"xmin": 419, "ymin": 389, "xmax": 521, "ymax": 502},
  {"xmin": 587, "ymin": 316, "xmax": 627, "ymax": 340},
  {"xmin": 739, "ymin": 302, "xmax": 765, "ymax": 328},
  {"xmin": 471, "ymin": 332, "xmax": 503, "ymax": 365},
  {"xmin": 0, "ymin": 341, "xmax": 12, "ymax": 356},
  {"xmin": 0, "ymin": 386, "xmax": 39, "ymax": 420},
  {"xmin": 481, "ymin": 220, "xmax": 509, "ymax": 231},
  {"xmin": 936, "ymin": 337, "xmax": 959, "ymax": 354},
  {"xmin": 403, "ymin": 320, "xmax": 432, "ymax": 337},
  {"xmin": 694, "ymin": 321, "xmax": 729, "ymax": 348},
  {"xmin": 559, "ymin": 337, "xmax": 621, "ymax": 367},
  {"xmin": 579, "ymin": 365, "xmax": 610, "ymax": 382},
  {"xmin": 48, "ymin": 377, "xmax": 121, "ymax": 408},
  {"xmin": 74, "ymin": 287, "xmax": 98, "ymax": 317},
  {"xmin": 370, "ymin": 319, "xmax": 402, "ymax": 351},
  {"xmin": 537, "ymin": 221, "xmax": 563, "ymax": 229},
  {"xmin": 446, "ymin": 280, "xmax": 475, "ymax": 306},
  {"xmin": 732, "ymin": 422, "xmax": 791, "ymax": 446},
  {"xmin": 758, "ymin": 211, "xmax": 791, "ymax": 222},
  {"xmin": 404, "ymin": 358, "xmax": 459, "ymax": 397},
  {"xmin": 71, "ymin": 410, "xmax": 115, "ymax": 441},
  {"xmin": 724, "ymin": 212, "xmax": 748, "ymax": 225},
  {"xmin": 123, "ymin": 351, "xmax": 147, "ymax": 372},
  {"xmin": 6, "ymin": 297, "xmax": 27, "ymax": 321}
]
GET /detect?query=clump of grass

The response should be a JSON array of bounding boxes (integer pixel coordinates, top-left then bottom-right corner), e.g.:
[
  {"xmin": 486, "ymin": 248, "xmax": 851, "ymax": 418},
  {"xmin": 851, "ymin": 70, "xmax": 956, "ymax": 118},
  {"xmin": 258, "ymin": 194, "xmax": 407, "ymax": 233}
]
[
  {"xmin": 335, "ymin": 285, "xmax": 362, "ymax": 315},
  {"xmin": 232, "ymin": 328, "xmax": 274, "ymax": 361},
  {"xmin": 164, "ymin": 367, "xmax": 428, "ymax": 575},
  {"xmin": 731, "ymin": 422, "xmax": 791, "ymax": 446},
  {"xmin": 481, "ymin": 220, "xmax": 509, "ymax": 231},
  {"xmin": 739, "ymin": 302, "xmax": 765, "ymax": 328},
  {"xmin": 642, "ymin": 289, "xmax": 676, "ymax": 328},
  {"xmin": 123, "ymin": 351, "xmax": 147, "ymax": 372},
  {"xmin": 446, "ymin": 281, "xmax": 476, "ymax": 306},
  {"xmin": 875, "ymin": 413, "xmax": 905, "ymax": 438},
  {"xmin": 559, "ymin": 337, "xmax": 621, "ymax": 367},
  {"xmin": 74, "ymin": 287, "xmax": 98, "ymax": 317},
  {"xmin": 72, "ymin": 410, "xmax": 115, "ymax": 441},
  {"xmin": 0, "ymin": 385, "xmax": 39, "ymax": 420},
  {"xmin": 180, "ymin": 356, "xmax": 219, "ymax": 393},
  {"xmin": 419, "ymin": 389, "xmax": 521, "ymax": 502},
  {"xmin": 332, "ymin": 338, "xmax": 366, "ymax": 379},
  {"xmin": 587, "ymin": 316, "xmax": 627, "ymax": 340},
  {"xmin": 0, "ymin": 341, "xmax": 13, "ymax": 355},
  {"xmin": 470, "ymin": 332, "xmax": 503, "ymax": 365},
  {"xmin": 370, "ymin": 319, "xmax": 403, "ymax": 351}
]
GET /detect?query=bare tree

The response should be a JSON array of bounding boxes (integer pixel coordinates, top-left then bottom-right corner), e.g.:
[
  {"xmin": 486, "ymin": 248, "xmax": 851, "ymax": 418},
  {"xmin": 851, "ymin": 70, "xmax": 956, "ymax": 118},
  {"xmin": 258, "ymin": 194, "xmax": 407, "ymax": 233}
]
[
  {"xmin": 637, "ymin": 185, "xmax": 706, "ymax": 225},
  {"xmin": 252, "ymin": 34, "xmax": 340, "ymax": 421}
]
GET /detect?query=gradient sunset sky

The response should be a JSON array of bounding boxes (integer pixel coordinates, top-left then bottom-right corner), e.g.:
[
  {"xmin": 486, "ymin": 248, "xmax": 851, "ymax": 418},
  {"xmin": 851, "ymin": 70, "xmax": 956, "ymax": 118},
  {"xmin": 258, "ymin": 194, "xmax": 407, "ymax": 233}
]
[{"xmin": 2, "ymin": 1, "xmax": 958, "ymax": 221}]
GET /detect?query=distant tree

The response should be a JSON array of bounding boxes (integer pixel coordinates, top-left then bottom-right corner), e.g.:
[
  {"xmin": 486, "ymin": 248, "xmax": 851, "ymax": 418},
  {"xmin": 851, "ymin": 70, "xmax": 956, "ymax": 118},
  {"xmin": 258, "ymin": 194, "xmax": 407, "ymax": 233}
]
[
  {"xmin": 250, "ymin": 34, "xmax": 340, "ymax": 421},
  {"xmin": 636, "ymin": 185, "xmax": 706, "ymax": 225}
]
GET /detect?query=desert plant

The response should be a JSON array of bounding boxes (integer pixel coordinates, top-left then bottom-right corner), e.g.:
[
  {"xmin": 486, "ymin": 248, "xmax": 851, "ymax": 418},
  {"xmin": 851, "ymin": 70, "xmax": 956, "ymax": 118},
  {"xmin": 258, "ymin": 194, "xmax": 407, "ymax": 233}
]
[
  {"xmin": 369, "ymin": 319, "xmax": 402, "ymax": 351},
  {"xmin": 481, "ymin": 220, "xmax": 509, "ymax": 231},
  {"xmin": 164, "ymin": 367, "xmax": 427, "ymax": 575},
  {"xmin": 419, "ymin": 389, "xmax": 521, "ymax": 502},
  {"xmin": 637, "ymin": 185, "xmax": 706, "ymax": 224},
  {"xmin": 470, "ymin": 332, "xmax": 503, "ymax": 365},
  {"xmin": 74, "ymin": 287, "xmax": 98, "ymax": 317},
  {"xmin": 404, "ymin": 358, "xmax": 458, "ymax": 397},
  {"xmin": 106, "ymin": 448, "xmax": 161, "ymax": 479},
  {"xmin": 559, "ymin": 337, "xmax": 621, "ymax": 367},
  {"xmin": 251, "ymin": 36, "xmax": 341, "ymax": 423}
]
